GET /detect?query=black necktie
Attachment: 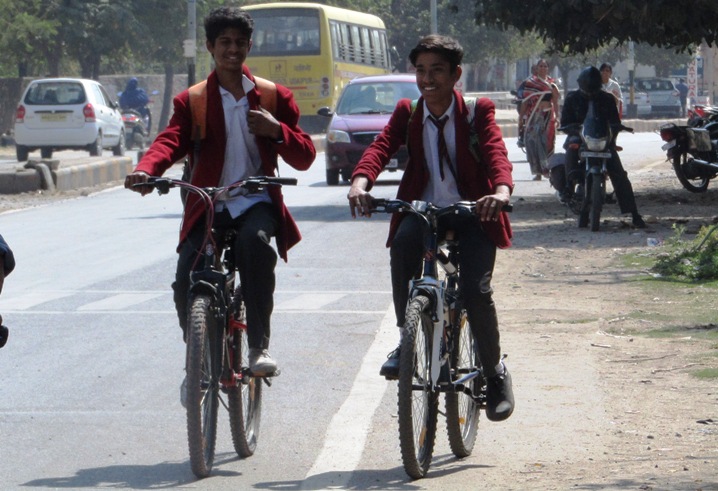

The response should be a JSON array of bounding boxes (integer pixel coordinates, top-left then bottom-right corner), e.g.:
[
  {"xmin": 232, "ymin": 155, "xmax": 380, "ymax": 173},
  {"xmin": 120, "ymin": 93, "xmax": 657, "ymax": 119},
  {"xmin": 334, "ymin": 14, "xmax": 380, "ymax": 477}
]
[{"xmin": 429, "ymin": 115, "xmax": 451, "ymax": 180}]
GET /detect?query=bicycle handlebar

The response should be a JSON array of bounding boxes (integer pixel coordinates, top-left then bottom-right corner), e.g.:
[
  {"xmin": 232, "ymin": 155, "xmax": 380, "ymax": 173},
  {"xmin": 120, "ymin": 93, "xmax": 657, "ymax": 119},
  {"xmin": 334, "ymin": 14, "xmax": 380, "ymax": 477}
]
[
  {"xmin": 370, "ymin": 198, "xmax": 513, "ymax": 216},
  {"xmin": 133, "ymin": 176, "xmax": 297, "ymax": 196}
]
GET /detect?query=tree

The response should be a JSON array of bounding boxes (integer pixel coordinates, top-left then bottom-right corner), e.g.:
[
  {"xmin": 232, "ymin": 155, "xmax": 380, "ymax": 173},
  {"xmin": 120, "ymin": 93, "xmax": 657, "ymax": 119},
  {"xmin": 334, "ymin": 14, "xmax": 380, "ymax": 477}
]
[
  {"xmin": 0, "ymin": 0, "xmax": 60, "ymax": 77},
  {"xmin": 476, "ymin": 0, "xmax": 718, "ymax": 54}
]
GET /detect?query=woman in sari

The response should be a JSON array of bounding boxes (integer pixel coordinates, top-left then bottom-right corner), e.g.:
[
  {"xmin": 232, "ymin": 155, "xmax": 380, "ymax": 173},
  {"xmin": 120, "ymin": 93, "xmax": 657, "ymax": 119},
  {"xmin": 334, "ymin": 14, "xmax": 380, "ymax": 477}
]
[{"xmin": 518, "ymin": 59, "xmax": 560, "ymax": 180}]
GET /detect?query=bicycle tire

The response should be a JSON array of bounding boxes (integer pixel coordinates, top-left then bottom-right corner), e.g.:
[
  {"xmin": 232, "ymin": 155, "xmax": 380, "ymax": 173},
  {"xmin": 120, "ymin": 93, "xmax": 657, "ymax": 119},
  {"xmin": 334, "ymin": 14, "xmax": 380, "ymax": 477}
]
[
  {"xmin": 186, "ymin": 294, "xmax": 221, "ymax": 478},
  {"xmin": 397, "ymin": 295, "xmax": 438, "ymax": 479},
  {"xmin": 445, "ymin": 309, "xmax": 481, "ymax": 458},
  {"xmin": 228, "ymin": 325, "xmax": 262, "ymax": 457},
  {"xmin": 590, "ymin": 173, "xmax": 604, "ymax": 232}
]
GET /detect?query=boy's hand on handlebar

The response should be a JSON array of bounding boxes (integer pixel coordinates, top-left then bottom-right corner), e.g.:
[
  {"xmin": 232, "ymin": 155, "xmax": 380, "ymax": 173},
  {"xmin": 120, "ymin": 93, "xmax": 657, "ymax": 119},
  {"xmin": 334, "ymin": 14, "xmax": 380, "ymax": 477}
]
[
  {"xmin": 347, "ymin": 176, "xmax": 373, "ymax": 218},
  {"xmin": 476, "ymin": 186, "xmax": 511, "ymax": 222},
  {"xmin": 124, "ymin": 171, "xmax": 152, "ymax": 196}
]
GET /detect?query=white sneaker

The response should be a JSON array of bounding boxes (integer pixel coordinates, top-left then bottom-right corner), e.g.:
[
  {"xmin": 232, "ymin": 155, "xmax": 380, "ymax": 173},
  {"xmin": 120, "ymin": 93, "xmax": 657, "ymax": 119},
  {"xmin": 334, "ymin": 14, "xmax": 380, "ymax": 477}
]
[
  {"xmin": 180, "ymin": 376, "xmax": 187, "ymax": 409},
  {"xmin": 249, "ymin": 348, "xmax": 277, "ymax": 375}
]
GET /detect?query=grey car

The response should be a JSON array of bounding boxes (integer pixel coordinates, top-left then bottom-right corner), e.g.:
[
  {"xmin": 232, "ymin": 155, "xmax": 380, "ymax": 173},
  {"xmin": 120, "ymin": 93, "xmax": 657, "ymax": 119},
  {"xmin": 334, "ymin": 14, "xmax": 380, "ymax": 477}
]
[{"xmin": 634, "ymin": 78, "xmax": 681, "ymax": 118}]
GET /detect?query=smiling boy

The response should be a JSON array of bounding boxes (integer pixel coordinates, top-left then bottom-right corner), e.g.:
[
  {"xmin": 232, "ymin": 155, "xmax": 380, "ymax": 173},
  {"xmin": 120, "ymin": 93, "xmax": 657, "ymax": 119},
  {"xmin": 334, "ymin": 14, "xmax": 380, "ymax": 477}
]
[{"xmin": 347, "ymin": 35, "xmax": 515, "ymax": 421}]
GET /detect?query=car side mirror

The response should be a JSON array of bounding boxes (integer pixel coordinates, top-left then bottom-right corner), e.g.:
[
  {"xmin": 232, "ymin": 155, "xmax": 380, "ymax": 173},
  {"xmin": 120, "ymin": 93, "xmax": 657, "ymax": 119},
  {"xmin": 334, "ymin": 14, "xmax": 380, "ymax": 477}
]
[{"xmin": 317, "ymin": 107, "xmax": 333, "ymax": 117}]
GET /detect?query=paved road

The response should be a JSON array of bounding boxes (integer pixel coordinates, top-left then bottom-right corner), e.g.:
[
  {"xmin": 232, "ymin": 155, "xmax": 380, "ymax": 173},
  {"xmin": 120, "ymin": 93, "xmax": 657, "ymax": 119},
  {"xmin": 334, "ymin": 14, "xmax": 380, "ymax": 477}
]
[{"xmin": 0, "ymin": 133, "xmax": 667, "ymax": 489}]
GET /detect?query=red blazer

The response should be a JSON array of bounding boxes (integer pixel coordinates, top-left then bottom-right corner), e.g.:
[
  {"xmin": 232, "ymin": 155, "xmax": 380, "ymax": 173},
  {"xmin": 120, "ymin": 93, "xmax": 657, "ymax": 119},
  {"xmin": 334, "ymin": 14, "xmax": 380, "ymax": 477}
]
[
  {"xmin": 134, "ymin": 68, "xmax": 315, "ymax": 261},
  {"xmin": 352, "ymin": 91, "xmax": 514, "ymax": 248}
]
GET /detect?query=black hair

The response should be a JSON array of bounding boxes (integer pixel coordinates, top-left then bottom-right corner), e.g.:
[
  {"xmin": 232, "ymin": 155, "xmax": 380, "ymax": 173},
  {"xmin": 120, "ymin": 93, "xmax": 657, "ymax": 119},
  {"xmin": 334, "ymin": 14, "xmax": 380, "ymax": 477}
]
[
  {"xmin": 204, "ymin": 6, "xmax": 254, "ymax": 45},
  {"xmin": 408, "ymin": 35, "xmax": 463, "ymax": 70},
  {"xmin": 599, "ymin": 63, "xmax": 612, "ymax": 72}
]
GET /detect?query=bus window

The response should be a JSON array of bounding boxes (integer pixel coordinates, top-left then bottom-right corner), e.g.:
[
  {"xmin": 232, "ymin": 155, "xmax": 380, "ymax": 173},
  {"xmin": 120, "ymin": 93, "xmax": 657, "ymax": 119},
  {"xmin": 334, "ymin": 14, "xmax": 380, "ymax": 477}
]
[{"xmin": 250, "ymin": 8, "xmax": 320, "ymax": 56}]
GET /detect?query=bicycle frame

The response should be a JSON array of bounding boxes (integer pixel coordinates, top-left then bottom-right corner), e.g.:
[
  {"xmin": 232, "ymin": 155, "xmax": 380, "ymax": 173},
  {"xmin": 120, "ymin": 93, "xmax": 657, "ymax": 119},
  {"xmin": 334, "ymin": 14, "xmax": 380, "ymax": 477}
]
[
  {"xmin": 373, "ymin": 199, "xmax": 503, "ymax": 394},
  {"xmin": 134, "ymin": 175, "xmax": 296, "ymax": 477}
]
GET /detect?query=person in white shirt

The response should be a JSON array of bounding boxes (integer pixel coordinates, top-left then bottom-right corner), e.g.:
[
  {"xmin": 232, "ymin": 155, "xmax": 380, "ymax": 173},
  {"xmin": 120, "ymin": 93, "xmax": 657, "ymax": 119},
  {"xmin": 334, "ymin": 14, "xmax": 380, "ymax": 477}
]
[{"xmin": 600, "ymin": 63, "xmax": 623, "ymax": 117}]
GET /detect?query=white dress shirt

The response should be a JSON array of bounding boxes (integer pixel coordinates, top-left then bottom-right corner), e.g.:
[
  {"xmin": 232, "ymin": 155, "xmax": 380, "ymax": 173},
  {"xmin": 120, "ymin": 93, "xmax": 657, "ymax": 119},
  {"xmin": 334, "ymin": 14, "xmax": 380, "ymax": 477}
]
[
  {"xmin": 420, "ymin": 99, "xmax": 460, "ymax": 207},
  {"xmin": 216, "ymin": 75, "xmax": 271, "ymax": 218}
]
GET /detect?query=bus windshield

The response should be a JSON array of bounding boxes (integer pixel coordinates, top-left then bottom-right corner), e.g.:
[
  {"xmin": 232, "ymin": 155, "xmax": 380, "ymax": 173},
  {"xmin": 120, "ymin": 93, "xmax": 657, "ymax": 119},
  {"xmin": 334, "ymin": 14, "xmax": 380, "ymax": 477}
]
[{"xmin": 250, "ymin": 8, "xmax": 321, "ymax": 56}]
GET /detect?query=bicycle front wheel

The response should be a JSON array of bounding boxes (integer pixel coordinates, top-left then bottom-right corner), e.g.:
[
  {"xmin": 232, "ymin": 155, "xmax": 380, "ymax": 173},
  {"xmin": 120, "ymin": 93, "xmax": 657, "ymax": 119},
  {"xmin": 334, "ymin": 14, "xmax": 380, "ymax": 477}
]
[
  {"xmin": 397, "ymin": 295, "xmax": 438, "ymax": 479},
  {"xmin": 445, "ymin": 309, "xmax": 481, "ymax": 457},
  {"xmin": 186, "ymin": 295, "xmax": 222, "ymax": 478},
  {"xmin": 228, "ymin": 325, "xmax": 262, "ymax": 457}
]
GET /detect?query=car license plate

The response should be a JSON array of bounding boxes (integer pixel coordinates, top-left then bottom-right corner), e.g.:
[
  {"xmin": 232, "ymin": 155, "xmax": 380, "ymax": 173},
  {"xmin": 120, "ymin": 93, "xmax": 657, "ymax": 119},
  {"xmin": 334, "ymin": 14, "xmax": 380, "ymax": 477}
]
[
  {"xmin": 386, "ymin": 158, "xmax": 398, "ymax": 169},
  {"xmin": 580, "ymin": 151, "xmax": 612, "ymax": 159},
  {"xmin": 40, "ymin": 113, "xmax": 67, "ymax": 122},
  {"xmin": 661, "ymin": 140, "xmax": 676, "ymax": 151}
]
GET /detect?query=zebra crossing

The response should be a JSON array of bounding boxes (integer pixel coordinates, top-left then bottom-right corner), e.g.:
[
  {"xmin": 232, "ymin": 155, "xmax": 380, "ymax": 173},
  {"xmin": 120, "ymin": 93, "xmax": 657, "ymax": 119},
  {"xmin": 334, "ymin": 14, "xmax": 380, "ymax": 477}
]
[{"xmin": 0, "ymin": 289, "xmax": 391, "ymax": 315}]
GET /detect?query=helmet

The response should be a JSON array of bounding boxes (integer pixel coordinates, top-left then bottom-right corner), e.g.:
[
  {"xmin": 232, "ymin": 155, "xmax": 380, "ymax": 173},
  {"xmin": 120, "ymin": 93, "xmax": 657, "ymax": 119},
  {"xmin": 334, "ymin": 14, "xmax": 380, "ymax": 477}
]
[{"xmin": 577, "ymin": 66, "xmax": 602, "ymax": 96}]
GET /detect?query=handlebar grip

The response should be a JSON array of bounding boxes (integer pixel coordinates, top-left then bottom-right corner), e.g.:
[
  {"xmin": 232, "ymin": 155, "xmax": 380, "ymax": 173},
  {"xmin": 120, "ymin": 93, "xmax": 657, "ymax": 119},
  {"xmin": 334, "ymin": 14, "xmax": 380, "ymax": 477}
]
[{"xmin": 265, "ymin": 177, "xmax": 298, "ymax": 186}]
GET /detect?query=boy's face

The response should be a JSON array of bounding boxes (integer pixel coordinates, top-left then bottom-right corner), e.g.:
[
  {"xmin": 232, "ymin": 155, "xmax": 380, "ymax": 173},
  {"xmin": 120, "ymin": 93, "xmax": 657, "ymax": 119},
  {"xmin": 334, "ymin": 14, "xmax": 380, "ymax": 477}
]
[
  {"xmin": 207, "ymin": 27, "xmax": 252, "ymax": 74},
  {"xmin": 414, "ymin": 52, "xmax": 461, "ymax": 109}
]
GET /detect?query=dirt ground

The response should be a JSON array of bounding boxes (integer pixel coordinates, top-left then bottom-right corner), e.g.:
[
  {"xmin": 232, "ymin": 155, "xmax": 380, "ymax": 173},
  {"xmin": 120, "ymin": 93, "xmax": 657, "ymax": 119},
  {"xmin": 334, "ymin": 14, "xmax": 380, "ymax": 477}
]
[
  {"xmin": 493, "ymin": 155, "xmax": 718, "ymax": 491},
  {"xmin": 1, "ymin": 152, "xmax": 716, "ymax": 490}
]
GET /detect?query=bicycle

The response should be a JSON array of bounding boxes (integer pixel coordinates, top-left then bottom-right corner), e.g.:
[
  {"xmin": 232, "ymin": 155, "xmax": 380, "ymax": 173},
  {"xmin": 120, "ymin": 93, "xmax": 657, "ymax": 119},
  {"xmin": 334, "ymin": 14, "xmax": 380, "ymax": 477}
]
[
  {"xmin": 370, "ymin": 198, "xmax": 511, "ymax": 479},
  {"xmin": 135, "ymin": 175, "xmax": 297, "ymax": 478}
]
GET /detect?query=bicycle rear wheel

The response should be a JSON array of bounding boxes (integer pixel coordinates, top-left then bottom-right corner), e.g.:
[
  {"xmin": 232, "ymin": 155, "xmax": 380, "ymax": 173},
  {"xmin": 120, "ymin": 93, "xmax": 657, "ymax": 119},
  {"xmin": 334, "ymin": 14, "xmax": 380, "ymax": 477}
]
[
  {"xmin": 228, "ymin": 325, "xmax": 262, "ymax": 457},
  {"xmin": 397, "ymin": 295, "xmax": 438, "ymax": 479},
  {"xmin": 445, "ymin": 309, "xmax": 481, "ymax": 457},
  {"xmin": 186, "ymin": 294, "xmax": 222, "ymax": 478}
]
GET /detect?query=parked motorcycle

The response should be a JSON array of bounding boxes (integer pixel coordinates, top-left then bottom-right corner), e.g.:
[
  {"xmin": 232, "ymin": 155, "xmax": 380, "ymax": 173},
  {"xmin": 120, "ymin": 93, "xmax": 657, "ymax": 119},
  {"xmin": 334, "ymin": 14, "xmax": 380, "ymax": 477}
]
[
  {"xmin": 121, "ymin": 108, "xmax": 150, "ymax": 150},
  {"xmin": 659, "ymin": 118, "xmax": 718, "ymax": 193},
  {"xmin": 687, "ymin": 104, "xmax": 718, "ymax": 128},
  {"xmin": 559, "ymin": 100, "xmax": 633, "ymax": 231}
]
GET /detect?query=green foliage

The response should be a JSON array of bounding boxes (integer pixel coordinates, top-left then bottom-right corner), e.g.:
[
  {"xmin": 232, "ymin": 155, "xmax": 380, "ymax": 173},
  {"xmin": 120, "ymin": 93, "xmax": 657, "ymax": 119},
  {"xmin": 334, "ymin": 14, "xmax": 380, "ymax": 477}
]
[
  {"xmin": 651, "ymin": 224, "xmax": 718, "ymax": 281},
  {"xmin": 476, "ymin": 0, "xmax": 718, "ymax": 55}
]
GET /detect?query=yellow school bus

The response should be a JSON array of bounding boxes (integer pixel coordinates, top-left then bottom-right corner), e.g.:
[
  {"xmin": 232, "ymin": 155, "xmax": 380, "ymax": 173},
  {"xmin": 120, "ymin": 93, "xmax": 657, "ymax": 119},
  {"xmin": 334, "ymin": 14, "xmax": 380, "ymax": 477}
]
[{"xmin": 244, "ymin": 2, "xmax": 392, "ymax": 133}]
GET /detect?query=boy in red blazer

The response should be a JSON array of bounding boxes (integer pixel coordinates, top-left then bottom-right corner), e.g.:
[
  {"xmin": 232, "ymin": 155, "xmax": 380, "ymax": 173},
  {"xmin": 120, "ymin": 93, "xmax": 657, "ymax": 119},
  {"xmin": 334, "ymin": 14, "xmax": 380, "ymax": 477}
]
[
  {"xmin": 348, "ymin": 35, "xmax": 514, "ymax": 421},
  {"xmin": 125, "ymin": 7, "xmax": 315, "ymax": 379}
]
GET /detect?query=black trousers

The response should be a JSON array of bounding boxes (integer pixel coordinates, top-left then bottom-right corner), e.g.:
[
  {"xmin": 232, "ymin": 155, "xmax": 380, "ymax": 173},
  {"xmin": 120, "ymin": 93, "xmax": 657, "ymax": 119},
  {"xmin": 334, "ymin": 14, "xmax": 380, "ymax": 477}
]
[
  {"xmin": 173, "ymin": 203, "xmax": 279, "ymax": 350},
  {"xmin": 565, "ymin": 143, "xmax": 639, "ymax": 215},
  {"xmin": 390, "ymin": 213, "xmax": 502, "ymax": 377}
]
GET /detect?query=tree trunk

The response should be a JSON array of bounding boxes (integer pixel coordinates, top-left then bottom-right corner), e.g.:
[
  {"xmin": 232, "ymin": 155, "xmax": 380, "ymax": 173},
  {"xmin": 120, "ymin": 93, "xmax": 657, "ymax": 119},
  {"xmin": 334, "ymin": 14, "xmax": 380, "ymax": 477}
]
[{"xmin": 158, "ymin": 63, "xmax": 175, "ymax": 133}]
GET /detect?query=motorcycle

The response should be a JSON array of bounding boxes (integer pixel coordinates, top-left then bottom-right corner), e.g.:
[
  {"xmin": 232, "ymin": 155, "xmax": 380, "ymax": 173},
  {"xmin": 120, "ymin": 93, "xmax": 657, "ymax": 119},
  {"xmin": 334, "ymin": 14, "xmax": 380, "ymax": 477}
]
[
  {"xmin": 659, "ymin": 116, "xmax": 718, "ymax": 193},
  {"xmin": 121, "ymin": 108, "xmax": 150, "ymax": 150},
  {"xmin": 687, "ymin": 103, "xmax": 718, "ymax": 128},
  {"xmin": 559, "ymin": 100, "xmax": 633, "ymax": 231}
]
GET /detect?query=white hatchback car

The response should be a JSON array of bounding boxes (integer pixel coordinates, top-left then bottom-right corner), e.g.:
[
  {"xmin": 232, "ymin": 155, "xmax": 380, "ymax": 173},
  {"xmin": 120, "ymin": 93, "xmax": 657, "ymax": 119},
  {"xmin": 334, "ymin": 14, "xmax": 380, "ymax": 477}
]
[{"xmin": 14, "ymin": 78, "xmax": 125, "ymax": 161}]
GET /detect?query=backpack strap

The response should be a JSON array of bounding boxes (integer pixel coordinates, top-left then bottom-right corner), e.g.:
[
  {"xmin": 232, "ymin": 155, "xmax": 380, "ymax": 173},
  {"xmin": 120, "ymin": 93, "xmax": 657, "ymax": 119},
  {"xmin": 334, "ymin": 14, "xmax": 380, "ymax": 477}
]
[
  {"xmin": 254, "ymin": 76, "xmax": 277, "ymax": 116},
  {"xmin": 188, "ymin": 80, "xmax": 208, "ymax": 143}
]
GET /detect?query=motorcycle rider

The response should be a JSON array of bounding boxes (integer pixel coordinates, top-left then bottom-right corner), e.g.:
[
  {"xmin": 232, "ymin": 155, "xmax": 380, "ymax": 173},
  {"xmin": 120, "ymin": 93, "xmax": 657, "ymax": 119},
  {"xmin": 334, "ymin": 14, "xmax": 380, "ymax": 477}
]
[
  {"xmin": 120, "ymin": 77, "xmax": 151, "ymax": 133},
  {"xmin": 560, "ymin": 66, "xmax": 646, "ymax": 228}
]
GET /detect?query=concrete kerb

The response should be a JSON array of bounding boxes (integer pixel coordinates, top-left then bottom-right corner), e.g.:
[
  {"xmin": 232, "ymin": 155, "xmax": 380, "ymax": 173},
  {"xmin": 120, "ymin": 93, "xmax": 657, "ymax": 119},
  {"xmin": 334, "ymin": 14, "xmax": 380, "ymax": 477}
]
[
  {"xmin": 0, "ymin": 156, "xmax": 134, "ymax": 194},
  {"xmin": 0, "ymin": 117, "xmax": 674, "ymax": 195}
]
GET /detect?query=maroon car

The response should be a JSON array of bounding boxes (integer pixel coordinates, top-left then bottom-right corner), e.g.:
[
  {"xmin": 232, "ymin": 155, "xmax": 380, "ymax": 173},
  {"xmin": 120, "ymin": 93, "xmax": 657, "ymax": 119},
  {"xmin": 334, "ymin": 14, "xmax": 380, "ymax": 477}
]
[{"xmin": 317, "ymin": 74, "xmax": 420, "ymax": 185}]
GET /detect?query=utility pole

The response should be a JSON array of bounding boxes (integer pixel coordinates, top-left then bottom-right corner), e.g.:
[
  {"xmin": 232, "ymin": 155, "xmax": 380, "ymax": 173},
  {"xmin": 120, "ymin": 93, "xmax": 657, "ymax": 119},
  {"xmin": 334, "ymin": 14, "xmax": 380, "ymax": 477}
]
[
  {"xmin": 184, "ymin": 0, "xmax": 197, "ymax": 87},
  {"xmin": 626, "ymin": 41, "xmax": 636, "ymax": 119},
  {"xmin": 430, "ymin": 0, "xmax": 437, "ymax": 33}
]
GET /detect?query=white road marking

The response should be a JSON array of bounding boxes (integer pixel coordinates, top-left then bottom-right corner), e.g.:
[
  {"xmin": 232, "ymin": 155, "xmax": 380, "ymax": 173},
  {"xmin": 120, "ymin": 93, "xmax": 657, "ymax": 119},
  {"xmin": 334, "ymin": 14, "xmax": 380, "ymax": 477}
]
[
  {"xmin": 275, "ymin": 293, "xmax": 345, "ymax": 310},
  {"xmin": 76, "ymin": 293, "xmax": 164, "ymax": 311},
  {"xmin": 0, "ymin": 291, "xmax": 73, "ymax": 310},
  {"xmin": 301, "ymin": 303, "xmax": 397, "ymax": 489}
]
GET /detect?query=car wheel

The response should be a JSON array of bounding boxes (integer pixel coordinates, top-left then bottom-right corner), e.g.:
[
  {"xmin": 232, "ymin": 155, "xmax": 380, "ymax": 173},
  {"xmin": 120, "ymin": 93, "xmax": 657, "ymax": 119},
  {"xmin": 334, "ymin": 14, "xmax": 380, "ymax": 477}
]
[
  {"xmin": 326, "ymin": 168, "xmax": 340, "ymax": 186},
  {"xmin": 340, "ymin": 168, "xmax": 353, "ymax": 182},
  {"xmin": 112, "ymin": 130, "xmax": 126, "ymax": 156},
  {"xmin": 40, "ymin": 147, "xmax": 53, "ymax": 159},
  {"xmin": 16, "ymin": 145, "xmax": 29, "ymax": 162},
  {"xmin": 89, "ymin": 134, "xmax": 102, "ymax": 157}
]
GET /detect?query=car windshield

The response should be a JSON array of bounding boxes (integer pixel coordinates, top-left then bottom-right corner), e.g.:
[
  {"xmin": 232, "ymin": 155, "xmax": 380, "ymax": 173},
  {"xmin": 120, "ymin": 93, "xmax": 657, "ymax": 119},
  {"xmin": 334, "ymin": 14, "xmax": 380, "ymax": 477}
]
[
  {"xmin": 24, "ymin": 82, "xmax": 87, "ymax": 105},
  {"xmin": 636, "ymin": 79, "xmax": 674, "ymax": 92},
  {"xmin": 336, "ymin": 81, "xmax": 420, "ymax": 115}
]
